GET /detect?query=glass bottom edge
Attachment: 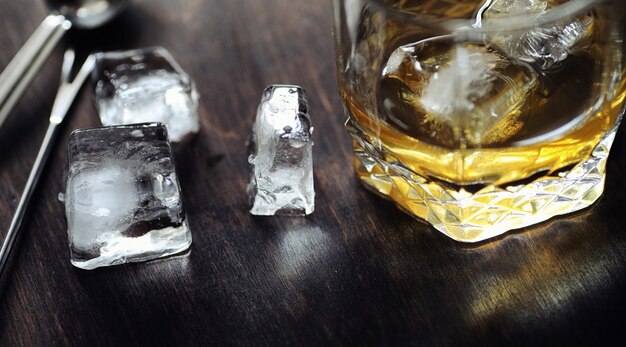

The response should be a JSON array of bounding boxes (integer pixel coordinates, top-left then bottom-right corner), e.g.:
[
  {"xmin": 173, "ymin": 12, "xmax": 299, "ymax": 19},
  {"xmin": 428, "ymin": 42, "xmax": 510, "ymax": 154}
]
[{"xmin": 351, "ymin": 124, "xmax": 619, "ymax": 243}]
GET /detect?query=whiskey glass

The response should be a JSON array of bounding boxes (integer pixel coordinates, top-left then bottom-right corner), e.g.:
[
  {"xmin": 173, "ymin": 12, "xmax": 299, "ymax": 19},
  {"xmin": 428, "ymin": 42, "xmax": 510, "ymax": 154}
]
[{"xmin": 333, "ymin": 0, "xmax": 626, "ymax": 242}]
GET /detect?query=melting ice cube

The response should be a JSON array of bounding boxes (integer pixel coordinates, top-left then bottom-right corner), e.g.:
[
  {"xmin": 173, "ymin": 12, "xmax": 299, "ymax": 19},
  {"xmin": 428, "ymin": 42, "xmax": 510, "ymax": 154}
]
[
  {"xmin": 381, "ymin": 37, "xmax": 538, "ymax": 147},
  {"xmin": 93, "ymin": 47, "xmax": 200, "ymax": 142},
  {"xmin": 247, "ymin": 85, "xmax": 315, "ymax": 216},
  {"xmin": 481, "ymin": 0, "xmax": 595, "ymax": 70},
  {"xmin": 65, "ymin": 123, "xmax": 192, "ymax": 270}
]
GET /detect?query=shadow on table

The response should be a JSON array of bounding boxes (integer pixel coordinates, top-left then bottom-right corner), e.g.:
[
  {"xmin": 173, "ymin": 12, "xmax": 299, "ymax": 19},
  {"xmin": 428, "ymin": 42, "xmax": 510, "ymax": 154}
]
[
  {"xmin": 71, "ymin": 249, "xmax": 192, "ymax": 344},
  {"xmin": 355, "ymin": 191, "xmax": 626, "ymax": 345}
]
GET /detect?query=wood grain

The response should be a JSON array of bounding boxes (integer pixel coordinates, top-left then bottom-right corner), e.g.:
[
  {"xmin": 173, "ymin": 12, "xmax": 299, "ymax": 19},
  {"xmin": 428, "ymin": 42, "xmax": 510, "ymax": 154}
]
[{"xmin": 0, "ymin": 0, "xmax": 625, "ymax": 345}]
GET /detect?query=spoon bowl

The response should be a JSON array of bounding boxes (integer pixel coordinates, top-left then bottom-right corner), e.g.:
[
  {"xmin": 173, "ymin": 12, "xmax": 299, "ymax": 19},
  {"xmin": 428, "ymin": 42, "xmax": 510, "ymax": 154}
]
[
  {"xmin": 0, "ymin": 0, "xmax": 130, "ymax": 130},
  {"xmin": 47, "ymin": 0, "xmax": 129, "ymax": 29}
]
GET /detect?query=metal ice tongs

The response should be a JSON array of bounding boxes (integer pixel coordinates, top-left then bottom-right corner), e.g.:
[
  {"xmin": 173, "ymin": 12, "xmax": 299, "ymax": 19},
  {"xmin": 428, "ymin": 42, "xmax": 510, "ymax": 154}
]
[{"xmin": 0, "ymin": 50, "xmax": 95, "ymax": 280}]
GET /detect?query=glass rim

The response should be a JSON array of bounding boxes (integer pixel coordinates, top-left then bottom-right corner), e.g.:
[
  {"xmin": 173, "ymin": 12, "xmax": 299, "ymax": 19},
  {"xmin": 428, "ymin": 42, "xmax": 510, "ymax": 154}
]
[{"xmin": 365, "ymin": 0, "xmax": 605, "ymax": 33}]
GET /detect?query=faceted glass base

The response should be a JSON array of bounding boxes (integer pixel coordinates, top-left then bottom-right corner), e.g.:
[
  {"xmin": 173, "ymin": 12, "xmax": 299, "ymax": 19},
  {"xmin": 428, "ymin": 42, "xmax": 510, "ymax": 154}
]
[{"xmin": 352, "ymin": 125, "xmax": 620, "ymax": 243}]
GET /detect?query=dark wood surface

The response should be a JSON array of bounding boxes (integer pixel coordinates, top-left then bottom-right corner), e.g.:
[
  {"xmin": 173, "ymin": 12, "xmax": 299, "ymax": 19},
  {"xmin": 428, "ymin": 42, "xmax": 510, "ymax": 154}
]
[{"xmin": 0, "ymin": 0, "xmax": 625, "ymax": 346}]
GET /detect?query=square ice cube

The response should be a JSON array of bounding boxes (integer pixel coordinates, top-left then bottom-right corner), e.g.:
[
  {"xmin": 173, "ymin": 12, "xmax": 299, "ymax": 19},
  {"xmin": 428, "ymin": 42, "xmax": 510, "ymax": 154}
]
[
  {"xmin": 381, "ymin": 37, "xmax": 538, "ymax": 147},
  {"xmin": 481, "ymin": 0, "xmax": 595, "ymax": 71},
  {"xmin": 247, "ymin": 85, "xmax": 315, "ymax": 216},
  {"xmin": 93, "ymin": 47, "xmax": 200, "ymax": 142},
  {"xmin": 64, "ymin": 123, "xmax": 192, "ymax": 270}
]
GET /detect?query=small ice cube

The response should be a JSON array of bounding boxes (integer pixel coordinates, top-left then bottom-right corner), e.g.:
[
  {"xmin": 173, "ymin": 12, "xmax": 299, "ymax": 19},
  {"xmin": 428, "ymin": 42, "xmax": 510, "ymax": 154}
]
[
  {"xmin": 481, "ymin": 0, "xmax": 548, "ymax": 17},
  {"xmin": 93, "ymin": 47, "xmax": 200, "ymax": 142},
  {"xmin": 247, "ymin": 85, "xmax": 315, "ymax": 216},
  {"xmin": 481, "ymin": 0, "xmax": 595, "ymax": 70},
  {"xmin": 381, "ymin": 37, "xmax": 538, "ymax": 147},
  {"xmin": 65, "ymin": 123, "xmax": 192, "ymax": 270}
]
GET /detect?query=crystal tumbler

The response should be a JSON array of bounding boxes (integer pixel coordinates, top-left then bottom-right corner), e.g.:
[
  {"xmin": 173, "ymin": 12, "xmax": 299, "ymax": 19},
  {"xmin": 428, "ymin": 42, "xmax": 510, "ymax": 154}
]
[{"xmin": 333, "ymin": 0, "xmax": 626, "ymax": 242}]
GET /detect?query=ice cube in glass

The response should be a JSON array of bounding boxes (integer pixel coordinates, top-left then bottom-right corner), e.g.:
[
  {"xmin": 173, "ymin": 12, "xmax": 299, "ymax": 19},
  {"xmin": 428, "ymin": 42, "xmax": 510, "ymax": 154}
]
[
  {"xmin": 381, "ymin": 36, "xmax": 539, "ymax": 147},
  {"xmin": 93, "ymin": 47, "xmax": 200, "ymax": 142},
  {"xmin": 64, "ymin": 123, "xmax": 192, "ymax": 270},
  {"xmin": 481, "ymin": 0, "xmax": 595, "ymax": 71}
]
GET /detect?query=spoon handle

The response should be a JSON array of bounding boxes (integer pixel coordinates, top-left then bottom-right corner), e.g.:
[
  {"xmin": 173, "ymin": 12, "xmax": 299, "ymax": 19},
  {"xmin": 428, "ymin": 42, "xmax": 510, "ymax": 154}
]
[{"xmin": 0, "ymin": 14, "xmax": 71, "ymax": 130}]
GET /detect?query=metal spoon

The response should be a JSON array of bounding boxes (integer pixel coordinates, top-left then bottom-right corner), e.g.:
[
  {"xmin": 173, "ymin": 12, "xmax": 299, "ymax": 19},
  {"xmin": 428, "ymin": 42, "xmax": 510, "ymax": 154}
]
[
  {"xmin": 0, "ymin": 0, "xmax": 128, "ymax": 129},
  {"xmin": 0, "ymin": 50, "xmax": 95, "ymax": 281}
]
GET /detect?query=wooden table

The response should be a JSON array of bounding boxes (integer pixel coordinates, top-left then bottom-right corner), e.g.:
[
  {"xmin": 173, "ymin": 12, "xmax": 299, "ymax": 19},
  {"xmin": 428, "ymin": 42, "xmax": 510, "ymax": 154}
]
[{"xmin": 1, "ymin": 1, "xmax": 625, "ymax": 345}]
